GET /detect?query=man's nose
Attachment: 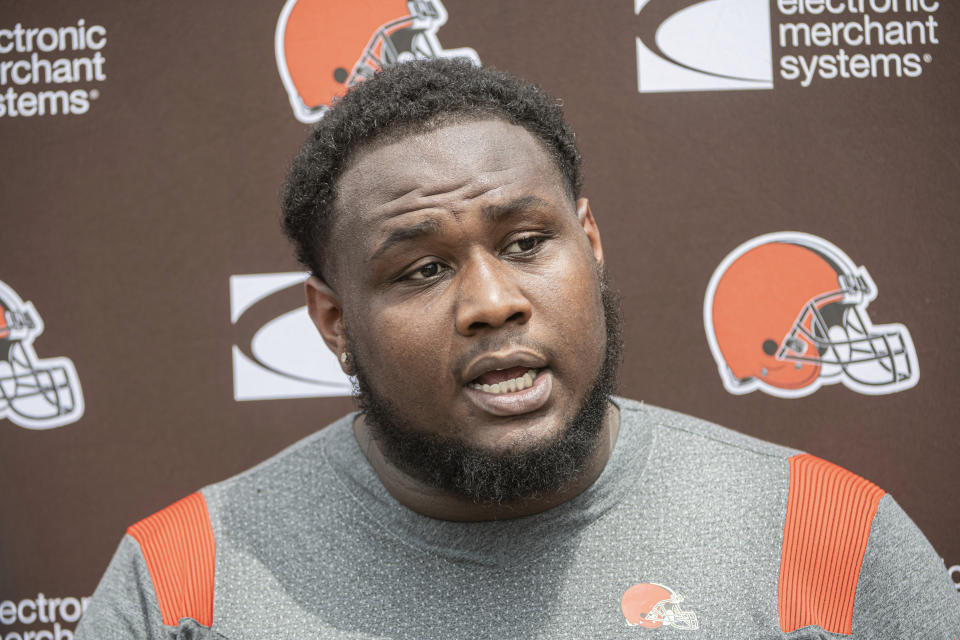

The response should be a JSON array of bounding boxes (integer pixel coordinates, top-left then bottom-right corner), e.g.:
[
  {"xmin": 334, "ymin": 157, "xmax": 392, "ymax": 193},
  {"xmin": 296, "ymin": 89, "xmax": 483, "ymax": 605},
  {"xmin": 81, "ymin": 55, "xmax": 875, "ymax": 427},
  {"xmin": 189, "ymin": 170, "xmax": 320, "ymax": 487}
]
[{"xmin": 454, "ymin": 254, "xmax": 532, "ymax": 336}]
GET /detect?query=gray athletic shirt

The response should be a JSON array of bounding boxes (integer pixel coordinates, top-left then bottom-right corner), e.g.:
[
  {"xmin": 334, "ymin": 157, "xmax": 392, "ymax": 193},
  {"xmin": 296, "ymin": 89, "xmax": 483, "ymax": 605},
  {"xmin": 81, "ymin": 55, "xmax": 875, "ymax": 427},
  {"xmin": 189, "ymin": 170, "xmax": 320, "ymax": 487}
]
[{"xmin": 76, "ymin": 398, "xmax": 959, "ymax": 639}]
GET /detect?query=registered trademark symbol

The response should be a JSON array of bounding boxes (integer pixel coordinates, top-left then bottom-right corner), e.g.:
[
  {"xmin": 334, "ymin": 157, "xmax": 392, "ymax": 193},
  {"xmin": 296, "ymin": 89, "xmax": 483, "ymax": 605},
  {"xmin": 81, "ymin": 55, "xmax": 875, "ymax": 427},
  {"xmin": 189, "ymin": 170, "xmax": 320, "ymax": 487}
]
[
  {"xmin": 89, "ymin": 89, "xmax": 100, "ymax": 99},
  {"xmin": 923, "ymin": 54, "xmax": 933, "ymax": 63}
]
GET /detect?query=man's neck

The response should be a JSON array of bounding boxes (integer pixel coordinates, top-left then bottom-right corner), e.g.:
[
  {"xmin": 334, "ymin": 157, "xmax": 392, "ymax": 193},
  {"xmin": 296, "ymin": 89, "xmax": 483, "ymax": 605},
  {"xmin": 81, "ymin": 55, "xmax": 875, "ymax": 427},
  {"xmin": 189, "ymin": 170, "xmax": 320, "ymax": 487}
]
[{"xmin": 352, "ymin": 403, "xmax": 621, "ymax": 522}]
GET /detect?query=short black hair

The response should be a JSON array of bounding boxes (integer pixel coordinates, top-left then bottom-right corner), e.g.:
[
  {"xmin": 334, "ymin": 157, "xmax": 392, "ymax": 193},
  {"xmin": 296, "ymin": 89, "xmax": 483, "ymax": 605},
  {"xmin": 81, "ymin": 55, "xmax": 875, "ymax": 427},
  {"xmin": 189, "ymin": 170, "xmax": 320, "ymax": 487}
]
[{"xmin": 281, "ymin": 58, "xmax": 582, "ymax": 280}]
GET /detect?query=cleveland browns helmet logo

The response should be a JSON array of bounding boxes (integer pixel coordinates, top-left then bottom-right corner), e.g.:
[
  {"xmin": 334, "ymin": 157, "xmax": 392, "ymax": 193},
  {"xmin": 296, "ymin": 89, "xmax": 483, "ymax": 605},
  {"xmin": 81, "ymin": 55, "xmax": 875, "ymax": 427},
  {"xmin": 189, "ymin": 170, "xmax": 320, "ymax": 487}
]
[
  {"xmin": 621, "ymin": 583, "xmax": 699, "ymax": 630},
  {"xmin": 275, "ymin": 0, "xmax": 480, "ymax": 123},
  {"xmin": 704, "ymin": 232, "xmax": 918, "ymax": 398},
  {"xmin": 0, "ymin": 280, "xmax": 84, "ymax": 429}
]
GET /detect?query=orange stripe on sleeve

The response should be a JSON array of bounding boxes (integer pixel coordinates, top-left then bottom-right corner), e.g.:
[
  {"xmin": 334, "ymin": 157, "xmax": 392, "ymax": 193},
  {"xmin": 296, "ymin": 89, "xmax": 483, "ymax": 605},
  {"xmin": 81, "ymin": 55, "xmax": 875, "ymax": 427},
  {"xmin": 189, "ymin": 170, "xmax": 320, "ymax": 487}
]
[
  {"xmin": 127, "ymin": 492, "xmax": 216, "ymax": 628},
  {"xmin": 778, "ymin": 453, "xmax": 885, "ymax": 635}
]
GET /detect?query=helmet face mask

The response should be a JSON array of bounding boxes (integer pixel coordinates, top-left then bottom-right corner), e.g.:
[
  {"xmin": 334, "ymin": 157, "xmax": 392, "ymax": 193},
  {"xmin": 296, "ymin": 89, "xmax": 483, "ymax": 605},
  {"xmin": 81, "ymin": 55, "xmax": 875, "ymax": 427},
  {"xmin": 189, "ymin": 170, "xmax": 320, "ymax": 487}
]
[
  {"xmin": 0, "ymin": 281, "xmax": 84, "ymax": 430},
  {"xmin": 350, "ymin": 7, "xmax": 446, "ymax": 85},
  {"xmin": 786, "ymin": 291, "xmax": 915, "ymax": 389},
  {"xmin": 649, "ymin": 593, "xmax": 698, "ymax": 630},
  {"xmin": 705, "ymin": 232, "xmax": 919, "ymax": 398},
  {"xmin": 1, "ymin": 342, "xmax": 79, "ymax": 422}
]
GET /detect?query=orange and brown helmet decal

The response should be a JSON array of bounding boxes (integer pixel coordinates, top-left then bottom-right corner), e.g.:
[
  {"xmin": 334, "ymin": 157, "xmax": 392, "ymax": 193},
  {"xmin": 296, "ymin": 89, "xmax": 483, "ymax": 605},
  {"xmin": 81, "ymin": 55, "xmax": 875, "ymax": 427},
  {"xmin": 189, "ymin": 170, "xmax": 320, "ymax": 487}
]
[
  {"xmin": 620, "ymin": 582, "xmax": 699, "ymax": 629},
  {"xmin": 275, "ymin": 0, "xmax": 480, "ymax": 123},
  {"xmin": 703, "ymin": 232, "xmax": 918, "ymax": 398}
]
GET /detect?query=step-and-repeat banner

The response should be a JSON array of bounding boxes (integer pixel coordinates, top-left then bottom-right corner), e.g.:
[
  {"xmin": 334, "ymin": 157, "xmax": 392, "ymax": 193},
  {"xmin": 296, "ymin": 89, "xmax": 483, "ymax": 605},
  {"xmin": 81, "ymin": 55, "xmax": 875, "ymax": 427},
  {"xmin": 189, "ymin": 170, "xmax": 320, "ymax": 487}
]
[{"xmin": 2, "ymin": 1, "xmax": 957, "ymax": 636}]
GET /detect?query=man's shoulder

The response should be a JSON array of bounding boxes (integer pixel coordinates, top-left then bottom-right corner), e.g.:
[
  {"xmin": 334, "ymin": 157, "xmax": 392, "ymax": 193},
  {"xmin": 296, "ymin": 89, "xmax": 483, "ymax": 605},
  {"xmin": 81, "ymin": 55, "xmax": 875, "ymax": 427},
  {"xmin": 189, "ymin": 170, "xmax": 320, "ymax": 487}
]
[
  {"xmin": 612, "ymin": 398, "xmax": 957, "ymax": 637},
  {"xmin": 614, "ymin": 396, "xmax": 803, "ymax": 462},
  {"xmin": 126, "ymin": 412, "xmax": 358, "ymax": 550},
  {"xmin": 614, "ymin": 397, "xmax": 889, "ymax": 511},
  {"xmin": 206, "ymin": 411, "xmax": 357, "ymax": 494},
  {"xmin": 192, "ymin": 411, "xmax": 360, "ymax": 530},
  {"xmin": 104, "ymin": 414, "xmax": 359, "ymax": 635}
]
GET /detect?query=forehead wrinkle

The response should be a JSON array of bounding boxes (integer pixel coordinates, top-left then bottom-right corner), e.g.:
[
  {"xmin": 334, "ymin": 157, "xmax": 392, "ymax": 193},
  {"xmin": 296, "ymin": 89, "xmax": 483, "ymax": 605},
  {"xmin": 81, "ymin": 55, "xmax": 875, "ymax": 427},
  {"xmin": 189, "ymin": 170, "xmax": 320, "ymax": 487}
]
[
  {"xmin": 371, "ymin": 189, "xmax": 463, "ymax": 224},
  {"xmin": 369, "ymin": 170, "xmax": 516, "ymax": 225},
  {"xmin": 366, "ymin": 180, "xmax": 539, "ymax": 265}
]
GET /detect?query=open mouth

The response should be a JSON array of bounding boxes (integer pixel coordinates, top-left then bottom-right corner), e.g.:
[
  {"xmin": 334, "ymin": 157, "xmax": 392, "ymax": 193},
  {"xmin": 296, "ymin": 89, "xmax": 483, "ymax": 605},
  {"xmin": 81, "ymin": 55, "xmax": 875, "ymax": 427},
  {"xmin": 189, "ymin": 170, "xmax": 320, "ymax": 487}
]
[
  {"xmin": 467, "ymin": 366, "xmax": 540, "ymax": 394},
  {"xmin": 463, "ymin": 366, "xmax": 552, "ymax": 417}
]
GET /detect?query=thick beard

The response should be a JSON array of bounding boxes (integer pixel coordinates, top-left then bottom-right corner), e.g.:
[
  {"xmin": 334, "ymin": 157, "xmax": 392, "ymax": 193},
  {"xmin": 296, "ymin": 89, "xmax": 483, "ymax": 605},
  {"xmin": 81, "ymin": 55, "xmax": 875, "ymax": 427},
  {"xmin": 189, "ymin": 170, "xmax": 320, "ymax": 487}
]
[{"xmin": 351, "ymin": 271, "xmax": 623, "ymax": 505}]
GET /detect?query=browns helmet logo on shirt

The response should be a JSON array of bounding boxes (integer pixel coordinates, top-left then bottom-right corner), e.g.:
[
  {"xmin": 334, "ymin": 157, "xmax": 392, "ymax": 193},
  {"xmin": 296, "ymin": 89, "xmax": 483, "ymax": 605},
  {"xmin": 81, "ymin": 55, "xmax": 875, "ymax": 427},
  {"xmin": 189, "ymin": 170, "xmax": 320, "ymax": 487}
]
[
  {"xmin": 275, "ymin": 0, "xmax": 481, "ymax": 123},
  {"xmin": 704, "ymin": 232, "xmax": 919, "ymax": 399},
  {"xmin": 621, "ymin": 583, "xmax": 699, "ymax": 630}
]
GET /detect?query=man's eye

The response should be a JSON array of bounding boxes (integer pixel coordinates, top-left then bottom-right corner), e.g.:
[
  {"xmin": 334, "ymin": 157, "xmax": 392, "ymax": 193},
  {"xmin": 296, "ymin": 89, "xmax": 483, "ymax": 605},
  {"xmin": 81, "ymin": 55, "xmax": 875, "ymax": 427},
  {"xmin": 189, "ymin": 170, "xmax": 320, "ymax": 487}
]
[
  {"xmin": 406, "ymin": 262, "xmax": 445, "ymax": 280},
  {"xmin": 504, "ymin": 235, "xmax": 542, "ymax": 255}
]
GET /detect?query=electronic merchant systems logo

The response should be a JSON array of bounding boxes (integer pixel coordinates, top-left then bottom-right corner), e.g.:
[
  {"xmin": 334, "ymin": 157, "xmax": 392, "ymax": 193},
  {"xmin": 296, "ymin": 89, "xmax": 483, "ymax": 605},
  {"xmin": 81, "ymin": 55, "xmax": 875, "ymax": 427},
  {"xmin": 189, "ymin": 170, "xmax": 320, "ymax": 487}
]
[
  {"xmin": 635, "ymin": 0, "xmax": 942, "ymax": 93},
  {"xmin": 230, "ymin": 273, "xmax": 352, "ymax": 401},
  {"xmin": 0, "ymin": 19, "xmax": 107, "ymax": 117}
]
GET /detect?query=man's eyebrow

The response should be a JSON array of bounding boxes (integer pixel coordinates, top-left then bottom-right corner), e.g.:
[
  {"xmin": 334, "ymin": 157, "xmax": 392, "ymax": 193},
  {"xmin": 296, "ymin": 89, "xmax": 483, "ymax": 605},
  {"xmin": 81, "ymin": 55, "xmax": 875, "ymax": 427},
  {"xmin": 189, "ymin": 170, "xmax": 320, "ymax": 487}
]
[
  {"xmin": 368, "ymin": 196, "xmax": 554, "ymax": 263},
  {"xmin": 481, "ymin": 196, "xmax": 553, "ymax": 222},
  {"xmin": 369, "ymin": 218, "xmax": 442, "ymax": 262}
]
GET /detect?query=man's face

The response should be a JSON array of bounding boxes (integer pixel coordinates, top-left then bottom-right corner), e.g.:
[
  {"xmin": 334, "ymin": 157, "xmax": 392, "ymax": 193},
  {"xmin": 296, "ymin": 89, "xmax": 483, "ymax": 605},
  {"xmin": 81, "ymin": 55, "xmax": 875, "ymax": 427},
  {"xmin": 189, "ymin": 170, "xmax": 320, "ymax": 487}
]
[{"xmin": 317, "ymin": 118, "xmax": 613, "ymax": 500}]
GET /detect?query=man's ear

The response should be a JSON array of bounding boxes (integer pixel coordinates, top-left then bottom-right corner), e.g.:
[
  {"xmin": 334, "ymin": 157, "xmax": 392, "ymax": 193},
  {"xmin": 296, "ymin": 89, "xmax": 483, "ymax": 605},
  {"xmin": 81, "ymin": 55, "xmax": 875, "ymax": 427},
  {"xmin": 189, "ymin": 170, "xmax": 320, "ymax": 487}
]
[
  {"xmin": 576, "ymin": 198, "xmax": 604, "ymax": 267},
  {"xmin": 305, "ymin": 276, "xmax": 351, "ymax": 374}
]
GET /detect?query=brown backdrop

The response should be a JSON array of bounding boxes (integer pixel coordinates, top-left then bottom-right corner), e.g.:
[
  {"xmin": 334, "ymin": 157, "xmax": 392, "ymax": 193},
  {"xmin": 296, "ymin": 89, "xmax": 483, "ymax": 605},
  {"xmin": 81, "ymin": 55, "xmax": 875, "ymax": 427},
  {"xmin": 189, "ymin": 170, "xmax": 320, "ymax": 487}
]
[{"xmin": 2, "ymin": 1, "xmax": 957, "ymax": 636}]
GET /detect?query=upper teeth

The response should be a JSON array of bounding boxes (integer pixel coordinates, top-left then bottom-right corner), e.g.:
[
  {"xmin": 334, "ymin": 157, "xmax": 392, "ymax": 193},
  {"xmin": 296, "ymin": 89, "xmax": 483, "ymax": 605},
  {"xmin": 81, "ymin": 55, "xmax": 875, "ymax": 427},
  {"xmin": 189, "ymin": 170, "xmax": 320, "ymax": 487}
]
[{"xmin": 469, "ymin": 369, "xmax": 538, "ymax": 394}]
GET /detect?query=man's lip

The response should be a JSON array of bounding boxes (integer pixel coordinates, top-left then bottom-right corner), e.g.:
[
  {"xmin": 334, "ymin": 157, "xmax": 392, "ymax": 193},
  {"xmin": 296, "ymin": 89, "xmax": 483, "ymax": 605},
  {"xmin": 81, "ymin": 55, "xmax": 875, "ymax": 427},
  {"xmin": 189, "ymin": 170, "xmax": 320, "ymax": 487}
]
[
  {"xmin": 461, "ymin": 350, "xmax": 549, "ymax": 384},
  {"xmin": 463, "ymin": 369, "xmax": 553, "ymax": 417}
]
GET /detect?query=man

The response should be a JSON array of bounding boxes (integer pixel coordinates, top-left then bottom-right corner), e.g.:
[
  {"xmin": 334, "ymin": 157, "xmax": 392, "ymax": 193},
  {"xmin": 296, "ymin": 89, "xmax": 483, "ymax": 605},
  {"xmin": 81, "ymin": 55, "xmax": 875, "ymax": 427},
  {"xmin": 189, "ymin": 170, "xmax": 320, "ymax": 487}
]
[{"xmin": 77, "ymin": 59, "xmax": 958, "ymax": 638}]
